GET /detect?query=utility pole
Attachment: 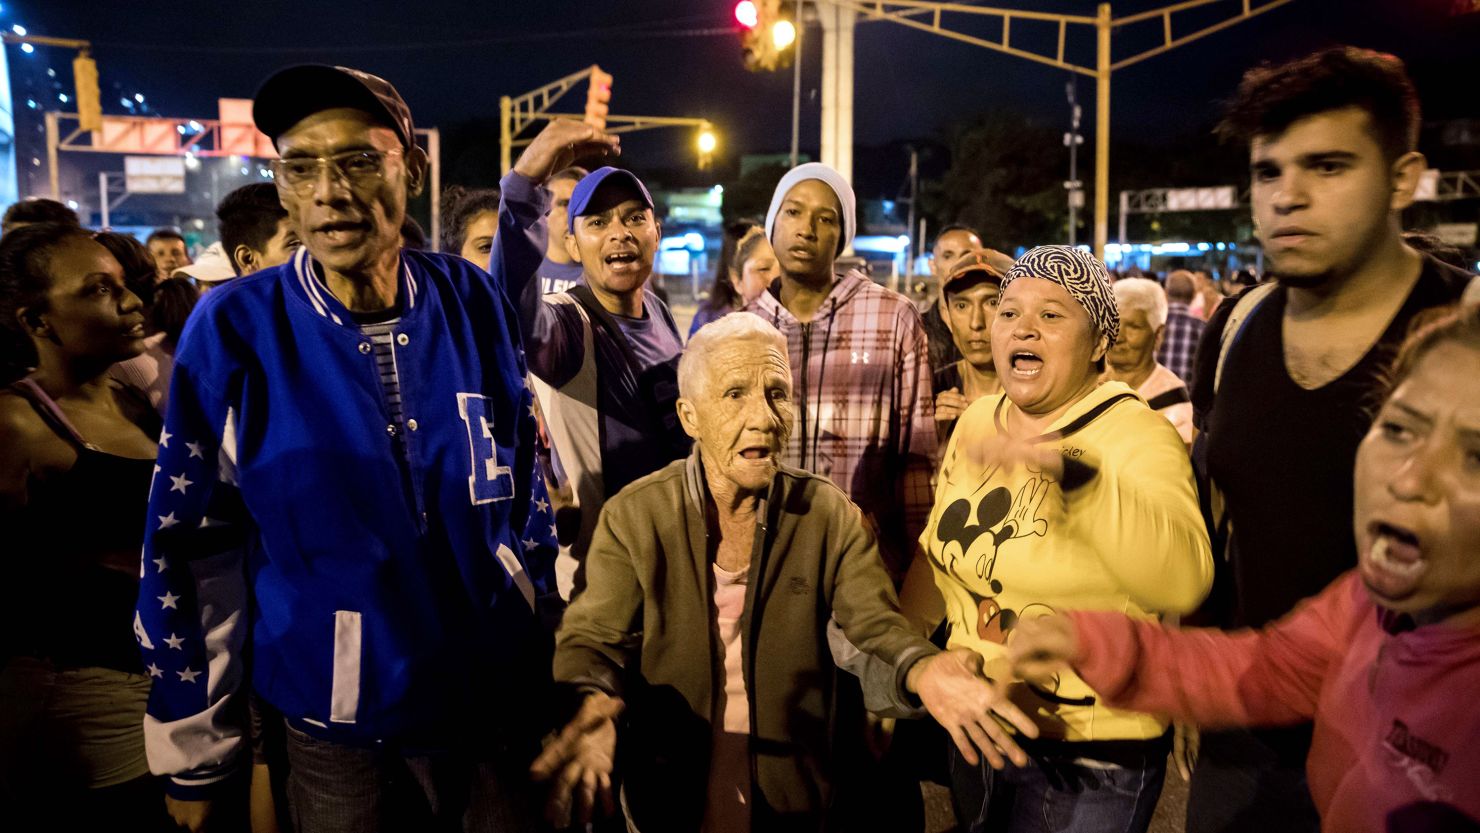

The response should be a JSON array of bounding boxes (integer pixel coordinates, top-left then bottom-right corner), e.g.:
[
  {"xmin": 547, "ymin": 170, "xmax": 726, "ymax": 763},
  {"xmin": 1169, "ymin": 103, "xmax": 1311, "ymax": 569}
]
[
  {"xmin": 1094, "ymin": 2, "xmax": 1112, "ymax": 258},
  {"xmin": 906, "ymin": 146, "xmax": 919, "ymax": 271},
  {"xmin": 817, "ymin": 2, "xmax": 855, "ymax": 185},
  {"xmin": 1065, "ymin": 80, "xmax": 1084, "ymax": 246},
  {"xmin": 791, "ymin": 0, "xmax": 805, "ymax": 167}
]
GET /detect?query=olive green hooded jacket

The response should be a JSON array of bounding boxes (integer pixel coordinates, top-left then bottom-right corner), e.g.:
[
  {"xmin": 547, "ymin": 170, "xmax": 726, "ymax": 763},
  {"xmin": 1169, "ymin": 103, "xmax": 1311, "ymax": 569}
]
[{"xmin": 553, "ymin": 450, "xmax": 938, "ymax": 832}]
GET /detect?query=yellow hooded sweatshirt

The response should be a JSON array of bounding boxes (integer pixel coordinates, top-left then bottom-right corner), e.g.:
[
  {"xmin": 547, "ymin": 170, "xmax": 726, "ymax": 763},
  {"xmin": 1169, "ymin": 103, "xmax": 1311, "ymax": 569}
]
[{"xmin": 923, "ymin": 381, "xmax": 1213, "ymax": 742}]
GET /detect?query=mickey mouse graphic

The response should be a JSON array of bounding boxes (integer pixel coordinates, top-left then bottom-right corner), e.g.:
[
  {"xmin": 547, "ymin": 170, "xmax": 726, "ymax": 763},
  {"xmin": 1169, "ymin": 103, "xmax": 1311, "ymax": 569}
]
[
  {"xmin": 931, "ymin": 469, "xmax": 1093, "ymax": 715},
  {"xmin": 931, "ymin": 472, "xmax": 1051, "ymax": 645}
]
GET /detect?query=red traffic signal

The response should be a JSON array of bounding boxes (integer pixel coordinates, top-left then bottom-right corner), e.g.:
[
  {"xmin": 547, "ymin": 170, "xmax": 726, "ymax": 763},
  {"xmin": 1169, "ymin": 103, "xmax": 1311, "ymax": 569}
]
[
  {"xmin": 736, "ymin": 0, "xmax": 793, "ymax": 72},
  {"xmin": 585, "ymin": 66, "xmax": 613, "ymax": 130},
  {"xmin": 735, "ymin": 1, "xmax": 759, "ymax": 29}
]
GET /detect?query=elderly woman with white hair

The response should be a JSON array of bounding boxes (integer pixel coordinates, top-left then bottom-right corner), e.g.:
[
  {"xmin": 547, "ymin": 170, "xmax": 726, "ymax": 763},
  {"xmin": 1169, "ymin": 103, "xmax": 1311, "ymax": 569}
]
[
  {"xmin": 1105, "ymin": 277, "xmax": 1195, "ymax": 445},
  {"xmin": 901, "ymin": 246, "xmax": 1213, "ymax": 833},
  {"xmin": 532, "ymin": 312, "xmax": 1039, "ymax": 833}
]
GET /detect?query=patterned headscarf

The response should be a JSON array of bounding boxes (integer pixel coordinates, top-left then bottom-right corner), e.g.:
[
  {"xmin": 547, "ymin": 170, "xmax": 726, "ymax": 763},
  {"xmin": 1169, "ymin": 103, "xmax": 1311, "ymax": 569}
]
[{"xmin": 1000, "ymin": 245, "xmax": 1119, "ymax": 346}]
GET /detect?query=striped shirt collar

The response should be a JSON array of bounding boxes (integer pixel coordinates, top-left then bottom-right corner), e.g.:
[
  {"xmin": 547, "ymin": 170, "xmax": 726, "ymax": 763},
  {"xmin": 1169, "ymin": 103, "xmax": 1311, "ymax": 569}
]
[{"xmin": 290, "ymin": 246, "xmax": 418, "ymax": 326}]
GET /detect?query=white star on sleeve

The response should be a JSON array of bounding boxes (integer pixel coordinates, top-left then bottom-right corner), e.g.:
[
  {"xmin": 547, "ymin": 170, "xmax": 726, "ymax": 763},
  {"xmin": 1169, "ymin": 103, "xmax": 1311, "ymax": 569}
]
[
  {"xmin": 158, "ymin": 512, "xmax": 179, "ymax": 530},
  {"xmin": 159, "ymin": 429, "xmax": 172, "ymax": 448},
  {"xmin": 522, "ymin": 538, "xmax": 537, "ymax": 550},
  {"xmin": 158, "ymin": 591, "xmax": 180, "ymax": 609},
  {"xmin": 549, "ymin": 524, "xmax": 558, "ymax": 538},
  {"xmin": 177, "ymin": 668, "xmax": 201, "ymax": 683},
  {"xmin": 535, "ymin": 498, "xmax": 549, "ymax": 513},
  {"xmin": 186, "ymin": 442, "xmax": 204, "ymax": 459},
  {"xmin": 146, "ymin": 663, "xmax": 163, "ymax": 678},
  {"xmin": 169, "ymin": 473, "xmax": 194, "ymax": 494},
  {"xmin": 164, "ymin": 633, "xmax": 185, "ymax": 650},
  {"xmin": 153, "ymin": 556, "xmax": 168, "ymax": 572}
]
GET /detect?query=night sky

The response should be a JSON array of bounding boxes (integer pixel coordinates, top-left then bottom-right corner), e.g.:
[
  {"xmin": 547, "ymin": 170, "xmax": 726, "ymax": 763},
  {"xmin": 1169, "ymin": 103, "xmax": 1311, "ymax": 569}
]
[{"xmin": 10, "ymin": 0, "xmax": 1480, "ymax": 198}]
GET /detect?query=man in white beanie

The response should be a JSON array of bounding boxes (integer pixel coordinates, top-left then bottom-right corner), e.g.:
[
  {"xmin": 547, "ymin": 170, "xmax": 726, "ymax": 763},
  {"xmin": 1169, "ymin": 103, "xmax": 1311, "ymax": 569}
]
[{"xmin": 745, "ymin": 163, "xmax": 936, "ymax": 584}]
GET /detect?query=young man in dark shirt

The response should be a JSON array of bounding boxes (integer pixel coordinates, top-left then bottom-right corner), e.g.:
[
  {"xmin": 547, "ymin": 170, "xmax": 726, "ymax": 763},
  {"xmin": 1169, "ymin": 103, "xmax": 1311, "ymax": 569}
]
[
  {"xmin": 919, "ymin": 224, "xmax": 982, "ymax": 374},
  {"xmin": 496, "ymin": 135, "xmax": 690, "ymax": 594},
  {"xmin": 1189, "ymin": 46, "xmax": 1475, "ymax": 833}
]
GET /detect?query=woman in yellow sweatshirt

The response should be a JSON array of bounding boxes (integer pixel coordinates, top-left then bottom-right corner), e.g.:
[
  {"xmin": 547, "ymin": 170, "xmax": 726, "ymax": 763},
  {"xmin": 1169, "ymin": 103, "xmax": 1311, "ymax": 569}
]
[{"xmin": 902, "ymin": 245, "xmax": 1213, "ymax": 833}]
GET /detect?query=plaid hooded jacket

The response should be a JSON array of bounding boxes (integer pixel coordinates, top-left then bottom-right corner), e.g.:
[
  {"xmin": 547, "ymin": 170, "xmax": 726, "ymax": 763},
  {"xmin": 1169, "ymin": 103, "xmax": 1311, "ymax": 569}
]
[{"xmin": 747, "ymin": 272, "xmax": 937, "ymax": 579}]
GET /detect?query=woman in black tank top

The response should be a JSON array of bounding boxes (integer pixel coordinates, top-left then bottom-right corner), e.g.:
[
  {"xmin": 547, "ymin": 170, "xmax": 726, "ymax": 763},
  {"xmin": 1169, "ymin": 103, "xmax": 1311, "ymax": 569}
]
[{"xmin": 0, "ymin": 223, "xmax": 172, "ymax": 829}]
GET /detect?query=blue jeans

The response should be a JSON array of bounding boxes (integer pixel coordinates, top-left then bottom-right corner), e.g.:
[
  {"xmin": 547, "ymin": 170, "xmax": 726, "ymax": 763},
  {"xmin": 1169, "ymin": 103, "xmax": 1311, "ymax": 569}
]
[
  {"xmin": 949, "ymin": 733, "xmax": 1168, "ymax": 833},
  {"xmin": 283, "ymin": 722, "xmax": 539, "ymax": 833}
]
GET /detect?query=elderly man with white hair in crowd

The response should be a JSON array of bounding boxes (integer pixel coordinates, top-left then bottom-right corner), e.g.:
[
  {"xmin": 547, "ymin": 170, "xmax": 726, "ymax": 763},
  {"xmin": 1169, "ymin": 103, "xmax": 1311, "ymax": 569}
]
[
  {"xmin": 531, "ymin": 312, "xmax": 1038, "ymax": 833},
  {"xmin": 1106, "ymin": 277, "xmax": 1195, "ymax": 446}
]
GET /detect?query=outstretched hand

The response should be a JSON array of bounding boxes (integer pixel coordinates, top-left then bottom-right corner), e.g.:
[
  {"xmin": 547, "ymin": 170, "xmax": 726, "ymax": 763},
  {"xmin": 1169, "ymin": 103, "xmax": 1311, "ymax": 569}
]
[
  {"xmin": 529, "ymin": 692, "xmax": 623, "ymax": 828},
  {"xmin": 1007, "ymin": 614, "xmax": 1081, "ymax": 688},
  {"xmin": 513, "ymin": 119, "xmax": 621, "ymax": 184},
  {"xmin": 908, "ymin": 648, "xmax": 1037, "ymax": 770},
  {"xmin": 935, "ymin": 388, "xmax": 969, "ymax": 424}
]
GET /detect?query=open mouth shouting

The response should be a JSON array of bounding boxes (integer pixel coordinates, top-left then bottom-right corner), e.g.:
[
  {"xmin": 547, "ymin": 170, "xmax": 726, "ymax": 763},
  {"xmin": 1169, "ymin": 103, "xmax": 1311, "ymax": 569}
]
[
  {"xmin": 1009, "ymin": 351, "xmax": 1044, "ymax": 379},
  {"xmin": 737, "ymin": 445, "xmax": 773, "ymax": 463},
  {"xmin": 1362, "ymin": 520, "xmax": 1426, "ymax": 598},
  {"xmin": 603, "ymin": 250, "xmax": 642, "ymax": 273}
]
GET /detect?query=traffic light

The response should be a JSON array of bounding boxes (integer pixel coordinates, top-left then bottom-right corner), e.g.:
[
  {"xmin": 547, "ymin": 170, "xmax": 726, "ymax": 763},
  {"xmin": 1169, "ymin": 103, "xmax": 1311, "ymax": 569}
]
[
  {"xmin": 584, "ymin": 66, "xmax": 612, "ymax": 130},
  {"xmin": 736, "ymin": 0, "xmax": 796, "ymax": 72},
  {"xmin": 73, "ymin": 52, "xmax": 102, "ymax": 131},
  {"xmin": 697, "ymin": 125, "xmax": 717, "ymax": 170}
]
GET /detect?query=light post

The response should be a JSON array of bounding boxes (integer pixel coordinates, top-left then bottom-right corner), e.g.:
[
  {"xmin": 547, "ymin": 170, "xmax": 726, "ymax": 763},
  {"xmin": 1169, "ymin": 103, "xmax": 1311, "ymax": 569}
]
[
  {"xmin": 1065, "ymin": 80, "xmax": 1084, "ymax": 246},
  {"xmin": 790, "ymin": 0, "xmax": 804, "ymax": 167},
  {"xmin": 500, "ymin": 68, "xmax": 718, "ymax": 172}
]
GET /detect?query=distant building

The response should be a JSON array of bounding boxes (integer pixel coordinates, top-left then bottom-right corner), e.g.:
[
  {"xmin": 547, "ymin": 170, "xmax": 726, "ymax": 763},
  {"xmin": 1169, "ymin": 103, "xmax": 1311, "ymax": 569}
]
[{"xmin": 0, "ymin": 48, "xmax": 20, "ymax": 208}]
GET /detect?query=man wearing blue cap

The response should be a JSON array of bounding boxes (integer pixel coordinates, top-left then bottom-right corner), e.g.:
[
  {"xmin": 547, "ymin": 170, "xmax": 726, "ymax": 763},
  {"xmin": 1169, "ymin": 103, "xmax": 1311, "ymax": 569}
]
[
  {"xmin": 135, "ymin": 65, "xmax": 606, "ymax": 833},
  {"xmin": 493, "ymin": 124, "xmax": 691, "ymax": 591}
]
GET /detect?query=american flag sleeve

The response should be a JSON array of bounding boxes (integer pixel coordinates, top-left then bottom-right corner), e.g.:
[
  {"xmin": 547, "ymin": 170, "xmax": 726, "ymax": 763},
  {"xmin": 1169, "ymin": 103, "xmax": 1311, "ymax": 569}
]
[
  {"xmin": 515, "ymin": 383, "xmax": 561, "ymax": 602},
  {"xmin": 135, "ymin": 361, "xmax": 251, "ymax": 800}
]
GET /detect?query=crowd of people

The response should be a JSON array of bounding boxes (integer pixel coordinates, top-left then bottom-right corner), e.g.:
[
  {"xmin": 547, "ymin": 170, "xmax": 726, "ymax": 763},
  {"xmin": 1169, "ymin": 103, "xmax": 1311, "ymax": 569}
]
[{"xmin": 0, "ymin": 43, "xmax": 1476, "ymax": 833}]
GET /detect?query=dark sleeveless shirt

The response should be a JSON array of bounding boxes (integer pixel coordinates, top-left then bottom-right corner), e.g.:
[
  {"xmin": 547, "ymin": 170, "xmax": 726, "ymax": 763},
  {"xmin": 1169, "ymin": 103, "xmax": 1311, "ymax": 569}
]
[{"xmin": 4, "ymin": 378, "xmax": 159, "ymax": 673}]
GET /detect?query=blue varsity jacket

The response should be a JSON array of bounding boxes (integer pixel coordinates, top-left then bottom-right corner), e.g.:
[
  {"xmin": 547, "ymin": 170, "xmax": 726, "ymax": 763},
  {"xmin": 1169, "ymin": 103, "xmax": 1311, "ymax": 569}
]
[{"xmin": 136, "ymin": 246, "xmax": 558, "ymax": 799}]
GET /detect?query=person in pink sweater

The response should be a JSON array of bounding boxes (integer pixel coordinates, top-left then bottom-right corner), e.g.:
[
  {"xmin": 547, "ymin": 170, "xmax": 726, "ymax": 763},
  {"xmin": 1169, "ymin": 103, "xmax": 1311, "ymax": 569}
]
[{"xmin": 1010, "ymin": 302, "xmax": 1480, "ymax": 832}]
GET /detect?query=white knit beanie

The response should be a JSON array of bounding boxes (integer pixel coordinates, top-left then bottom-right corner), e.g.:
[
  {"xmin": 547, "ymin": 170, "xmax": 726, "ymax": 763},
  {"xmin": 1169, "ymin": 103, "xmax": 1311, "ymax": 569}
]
[{"xmin": 764, "ymin": 162, "xmax": 856, "ymax": 256}]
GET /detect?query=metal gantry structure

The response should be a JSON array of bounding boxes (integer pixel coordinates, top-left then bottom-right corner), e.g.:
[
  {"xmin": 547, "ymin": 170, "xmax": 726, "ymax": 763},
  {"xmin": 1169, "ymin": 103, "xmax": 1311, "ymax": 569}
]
[
  {"xmin": 1426, "ymin": 170, "xmax": 1480, "ymax": 202},
  {"xmin": 810, "ymin": 0, "xmax": 1300, "ymax": 258},
  {"xmin": 44, "ymin": 111, "xmax": 444, "ymax": 248},
  {"xmin": 498, "ymin": 66, "xmax": 716, "ymax": 173}
]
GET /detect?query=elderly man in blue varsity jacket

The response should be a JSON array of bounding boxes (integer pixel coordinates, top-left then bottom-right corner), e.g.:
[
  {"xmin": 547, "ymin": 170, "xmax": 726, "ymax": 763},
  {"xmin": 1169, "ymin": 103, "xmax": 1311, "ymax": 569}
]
[{"xmin": 134, "ymin": 66, "xmax": 616, "ymax": 833}]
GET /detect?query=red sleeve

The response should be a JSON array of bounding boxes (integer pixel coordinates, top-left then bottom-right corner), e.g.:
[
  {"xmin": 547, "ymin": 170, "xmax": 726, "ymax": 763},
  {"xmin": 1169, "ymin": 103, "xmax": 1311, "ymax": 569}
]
[{"xmin": 1069, "ymin": 572, "xmax": 1361, "ymax": 728}]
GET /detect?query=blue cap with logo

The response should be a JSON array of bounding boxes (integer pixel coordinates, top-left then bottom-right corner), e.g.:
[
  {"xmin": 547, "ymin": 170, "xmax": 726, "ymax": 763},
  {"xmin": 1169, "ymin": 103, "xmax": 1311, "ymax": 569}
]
[{"xmin": 566, "ymin": 167, "xmax": 655, "ymax": 234}]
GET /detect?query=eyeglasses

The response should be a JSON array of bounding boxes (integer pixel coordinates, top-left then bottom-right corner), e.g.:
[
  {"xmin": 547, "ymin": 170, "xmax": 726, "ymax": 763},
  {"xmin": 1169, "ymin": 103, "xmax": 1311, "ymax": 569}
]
[{"xmin": 271, "ymin": 148, "xmax": 404, "ymax": 192}]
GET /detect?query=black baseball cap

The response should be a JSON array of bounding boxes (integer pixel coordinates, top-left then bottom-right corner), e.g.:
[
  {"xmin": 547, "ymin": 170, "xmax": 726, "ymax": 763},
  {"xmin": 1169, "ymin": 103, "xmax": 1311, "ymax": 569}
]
[{"xmin": 253, "ymin": 65, "xmax": 415, "ymax": 149}]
